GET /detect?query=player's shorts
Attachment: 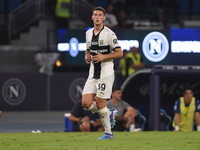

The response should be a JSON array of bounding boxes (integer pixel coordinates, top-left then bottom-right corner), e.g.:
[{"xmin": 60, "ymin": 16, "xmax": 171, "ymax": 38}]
[{"xmin": 82, "ymin": 73, "xmax": 114, "ymax": 99}]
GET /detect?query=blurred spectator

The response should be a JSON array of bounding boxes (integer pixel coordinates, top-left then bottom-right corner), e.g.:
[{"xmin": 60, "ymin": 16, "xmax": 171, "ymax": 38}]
[
  {"xmin": 172, "ymin": 88, "xmax": 200, "ymax": 131},
  {"xmin": 151, "ymin": 8, "xmax": 169, "ymax": 29},
  {"xmin": 104, "ymin": 4, "xmax": 118, "ymax": 29},
  {"xmin": 118, "ymin": 49, "xmax": 128, "ymax": 83},
  {"xmin": 151, "ymin": 0, "xmax": 180, "ymax": 21},
  {"xmin": 125, "ymin": 0, "xmax": 148, "ymax": 19},
  {"xmin": 69, "ymin": 100, "xmax": 104, "ymax": 132},
  {"xmin": 125, "ymin": 46, "xmax": 145, "ymax": 77},
  {"xmin": 106, "ymin": 87, "xmax": 141, "ymax": 132},
  {"xmin": 107, "ymin": 0, "xmax": 127, "ymax": 13},
  {"xmin": 117, "ymin": 10, "xmax": 132, "ymax": 28},
  {"xmin": 55, "ymin": 0, "xmax": 70, "ymax": 28}
]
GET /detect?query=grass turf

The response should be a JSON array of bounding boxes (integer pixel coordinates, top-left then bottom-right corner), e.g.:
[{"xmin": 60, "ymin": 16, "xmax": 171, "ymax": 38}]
[{"xmin": 0, "ymin": 131, "xmax": 199, "ymax": 150}]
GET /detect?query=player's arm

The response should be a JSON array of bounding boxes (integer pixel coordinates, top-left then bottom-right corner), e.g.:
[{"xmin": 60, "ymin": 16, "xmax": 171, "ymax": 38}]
[
  {"xmin": 92, "ymin": 48, "xmax": 123, "ymax": 63},
  {"xmin": 69, "ymin": 114, "xmax": 81, "ymax": 123},
  {"xmin": 174, "ymin": 113, "xmax": 180, "ymax": 131},
  {"xmin": 85, "ymin": 49, "xmax": 91, "ymax": 64},
  {"xmin": 91, "ymin": 118, "xmax": 102, "ymax": 127}
]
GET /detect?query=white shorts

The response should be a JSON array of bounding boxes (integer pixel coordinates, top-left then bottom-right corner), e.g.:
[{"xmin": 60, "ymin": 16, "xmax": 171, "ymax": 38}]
[{"xmin": 82, "ymin": 73, "xmax": 114, "ymax": 99}]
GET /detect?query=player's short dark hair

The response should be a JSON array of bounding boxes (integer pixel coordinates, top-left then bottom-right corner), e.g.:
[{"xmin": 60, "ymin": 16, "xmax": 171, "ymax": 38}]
[
  {"xmin": 112, "ymin": 87, "xmax": 121, "ymax": 93},
  {"xmin": 92, "ymin": 7, "xmax": 106, "ymax": 15},
  {"xmin": 183, "ymin": 87, "xmax": 193, "ymax": 94}
]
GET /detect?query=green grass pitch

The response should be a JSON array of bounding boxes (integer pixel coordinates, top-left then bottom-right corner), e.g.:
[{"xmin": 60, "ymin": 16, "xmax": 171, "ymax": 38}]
[{"xmin": 0, "ymin": 131, "xmax": 199, "ymax": 150}]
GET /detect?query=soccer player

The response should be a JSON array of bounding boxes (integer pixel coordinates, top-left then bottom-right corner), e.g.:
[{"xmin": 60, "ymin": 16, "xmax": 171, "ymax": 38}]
[
  {"xmin": 172, "ymin": 88, "xmax": 200, "ymax": 131},
  {"xmin": 82, "ymin": 7, "xmax": 123, "ymax": 140}
]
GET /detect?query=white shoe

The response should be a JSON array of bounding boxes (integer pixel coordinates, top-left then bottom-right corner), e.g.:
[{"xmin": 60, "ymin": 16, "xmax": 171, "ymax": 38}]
[{"xmin": 130, "ymin": 128, "xmax": 141, "ymax": 132}]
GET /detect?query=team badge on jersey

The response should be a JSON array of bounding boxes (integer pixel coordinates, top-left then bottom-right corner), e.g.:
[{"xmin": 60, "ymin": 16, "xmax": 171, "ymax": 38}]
[
  {"xmin": 99, "ymin": 40, "xmax": 104, "ymax": 45},
  {"xmin": 113, "ymin": 39, "xmax": 118, "ymax": 44}
]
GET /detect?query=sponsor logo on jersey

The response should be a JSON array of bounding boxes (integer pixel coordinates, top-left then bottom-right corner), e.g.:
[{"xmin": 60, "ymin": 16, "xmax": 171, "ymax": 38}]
[
  {"xmin": 2, "ymin": 78, "xmax": 26, "ymax": 106},
  {"xmin": 142, "ymin": 31, "xmax": 169, "ymax": 62},
  {"xmin": 113, "ymin": 39, "xmax": 118, "ymax": 44}
]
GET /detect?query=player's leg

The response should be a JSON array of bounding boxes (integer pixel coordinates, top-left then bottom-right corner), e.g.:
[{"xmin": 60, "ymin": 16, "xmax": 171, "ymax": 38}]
[
  {"xmin": 123, "ymin": 107, "xmax": 137, "ymax": 129},
  {"xmin": 96, "ymin": 74, "xmax": 116, "ymax": 140},
  {"xmin": 96, "ymin": 97, "xmax": 111, "ymax": 133},
  {"xmin": 79, "ymin": 116, "xmax": 91, "ymax": 132},
  {"xmin": 82, "ymin": 78, "xmax": 98, "ymax": 112},
  {"xmin": 124, "ymin": 107, "xmax": 141, "ymax": 132}
]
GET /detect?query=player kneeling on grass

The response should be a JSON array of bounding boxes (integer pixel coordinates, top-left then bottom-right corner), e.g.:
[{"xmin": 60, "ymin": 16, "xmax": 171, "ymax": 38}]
[
  {"xmin": 106, "ymin": 87, "xmax": 141, "ymax": 132},
  {"xmin": 69, "ymin": 100, "xmax": 104, "ymax": 132}
]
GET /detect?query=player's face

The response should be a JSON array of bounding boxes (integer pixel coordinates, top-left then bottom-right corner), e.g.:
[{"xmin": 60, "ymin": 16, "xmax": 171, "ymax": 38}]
[
  {"xmin": 92, "ymin": 10, "xmax": 105, "ymax": 26},
  {"xmin": 113, "ymin": 90, "xmax": 122, "ymax": 101},
  {"xmin": 183, "ymin": 90, "xmax": 193, "ymax": 103}
]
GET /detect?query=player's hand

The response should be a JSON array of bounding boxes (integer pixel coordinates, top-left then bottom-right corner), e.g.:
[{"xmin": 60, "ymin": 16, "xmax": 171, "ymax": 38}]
[
  {"xmin": 92, "ymin": 52, "xmax": 104, "ymax": 63},
  {"xmin": 85, "ymin": 54, "xmax": 91, "ymax": 64},
  {"xmin": 91, "ymin": 122, "xmax": 98, "ymax": 127}
]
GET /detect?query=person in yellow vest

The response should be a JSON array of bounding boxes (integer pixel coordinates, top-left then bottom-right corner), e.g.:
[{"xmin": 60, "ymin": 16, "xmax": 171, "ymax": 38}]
[
  {"xmin": 172, "ymin": 88, "xmax": 200, "ymax": 131},
  {"xmin": 55, "ymin": 0, "xmax": 70, "ymax": 28},
  {"xmin": 125, "ymin": 46, "xmax": 145, "ymax": 77},
  {"xmin": 118, "ymin": 49, "xmax": 128, "ymax": 82}
]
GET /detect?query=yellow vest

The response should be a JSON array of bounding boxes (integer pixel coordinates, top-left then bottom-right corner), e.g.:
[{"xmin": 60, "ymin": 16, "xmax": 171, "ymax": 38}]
[
  {"xmin": 119, "ymin": 57, "xmax": 126, "ymax": 76},
  {"xmin": 172, "ymin": 97, "xmax": 196, "ymax": 131},
  {"xmin": 56, "ymin": 0, "xmax": 70, "ymax": 18},
  {"xmin": 125, "ymin": 52, "xmax": 141, "ymax": 75}
]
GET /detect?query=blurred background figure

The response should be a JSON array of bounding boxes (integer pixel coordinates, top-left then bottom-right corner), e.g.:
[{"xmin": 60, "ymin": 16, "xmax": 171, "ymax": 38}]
[
  {"xmin": 125, "ymin": 0, "xmax": 148, "ymax": 19},
  {"xmin": 125, "ymin": 46, "xmax": 145, "ymax": 78},
  {"xmin": 117, "ymin": 10, "xmax": 132, "ymax": 28},
  {"xmin": 55, "ymin": 0, "xmax": 70, "ymax": 28},
  {"xmin": 104, "ymin": 4, "xmax": 118, "ymax": 29},
  {"xmin": 107, "ymin": 0, "xmax": 127, "ymax": 14},
  {"xmin": 150, "ymin": 0, "xmax": 180, "ymax": 22},
  {"xmin": 106, "ymin": 87, "xmax": 141, "ymax": 132},
  {"xmin": 69, "ymin": 100, "xmax": 104, "ymax": 132},
  {"xmin": 172, "ymin": 88, "xmax": 200, "ymax": 131},
  {"xmin": 118, "ymin": 49, "xmax": 128, "ymax": 83},
  {"xmin": 151, "ymin": 8, "xmax": 169, "ymax": 29}
]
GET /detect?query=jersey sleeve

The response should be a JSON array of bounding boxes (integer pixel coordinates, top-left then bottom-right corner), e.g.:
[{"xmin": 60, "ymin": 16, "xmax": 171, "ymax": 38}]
[
  {"xmin": 174, "ymin": 99, "xmax": 180, "ymax": 113},
  {"xmin": 109, "ymin": 31, "xmax": 121, "ymax": 50},
  {"xmin": 195, "ymin": 99, "xmax": 200, "ymax": 112}
]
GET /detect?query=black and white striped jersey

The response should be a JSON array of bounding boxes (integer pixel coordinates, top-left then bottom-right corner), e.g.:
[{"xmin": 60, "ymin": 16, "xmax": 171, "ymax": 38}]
[{"xmin": 86, "ymin": 26, "xmax": 121, "ymax": 79}]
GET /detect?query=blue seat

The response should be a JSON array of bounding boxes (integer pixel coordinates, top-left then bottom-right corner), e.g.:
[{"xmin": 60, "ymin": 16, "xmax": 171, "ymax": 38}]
[
  {"xmin": 160, "ymin": 109, "xmax": 172, "ymax": 131},
  {"xmin": 135, "ymin": 109, "xmax": 146, "ymax": 131},
  {"xmin": 148, "ymin": 109, "xmax": 172, "ymax": 131},
  {"xmin": 64, "ymin": 113, "xmax": 73, "ymax": 132}
]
